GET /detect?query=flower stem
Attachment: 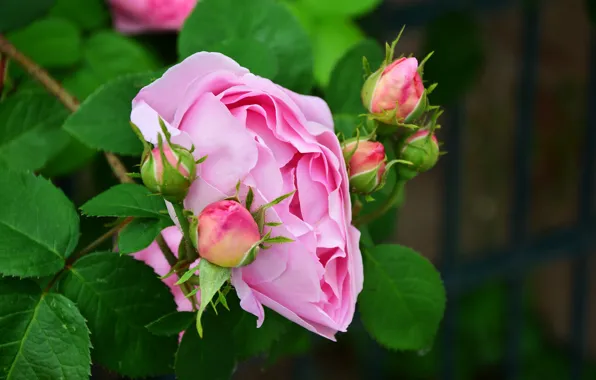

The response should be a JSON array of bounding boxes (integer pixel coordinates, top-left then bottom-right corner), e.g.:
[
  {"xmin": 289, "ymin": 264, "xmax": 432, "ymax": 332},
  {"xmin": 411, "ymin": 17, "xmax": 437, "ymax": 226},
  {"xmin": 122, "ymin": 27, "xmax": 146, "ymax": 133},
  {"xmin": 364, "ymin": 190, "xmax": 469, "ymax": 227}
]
[
  {"xmin": 172, "ymin": 203, "xmax": 197, "ymax": 261},
  {"xmin": 354, "ymin": 179, "xmax": 406, "ymax": 227},
  {"xmin": 0, "ymin": 34, "xmax": 132, "ymax": 185}
]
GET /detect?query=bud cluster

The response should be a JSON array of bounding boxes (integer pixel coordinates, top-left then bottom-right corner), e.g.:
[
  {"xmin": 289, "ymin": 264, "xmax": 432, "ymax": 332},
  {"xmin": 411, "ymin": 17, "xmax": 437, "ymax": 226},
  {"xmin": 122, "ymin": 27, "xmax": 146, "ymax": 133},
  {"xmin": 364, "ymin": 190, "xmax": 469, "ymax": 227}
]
[{"xmin": 341, "ymin": 27, "xmax": 442, "ymax": 196}]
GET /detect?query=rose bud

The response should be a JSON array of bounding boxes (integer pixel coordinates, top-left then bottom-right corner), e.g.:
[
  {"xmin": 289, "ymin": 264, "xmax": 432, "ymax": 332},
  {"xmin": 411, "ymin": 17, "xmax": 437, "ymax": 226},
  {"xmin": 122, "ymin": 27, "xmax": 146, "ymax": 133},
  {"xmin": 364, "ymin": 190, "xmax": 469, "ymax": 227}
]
[
  {"xmin": 140, "ymin": 143, "xmax": 196, "ymax": 202},
  {"xmin": 398, "ymin": 129, "xmax": 440, "ymax": 180},
  {"xmin": 343, "ymin": 139, "xmax": 387, "ymax": 194},
  {"xmin": 361, "ymin": 57, "xmax": 426, "ymax": 125},
  {"xmin": 190, "ymin": 200, "xmax": 261, "ymax": 268}
]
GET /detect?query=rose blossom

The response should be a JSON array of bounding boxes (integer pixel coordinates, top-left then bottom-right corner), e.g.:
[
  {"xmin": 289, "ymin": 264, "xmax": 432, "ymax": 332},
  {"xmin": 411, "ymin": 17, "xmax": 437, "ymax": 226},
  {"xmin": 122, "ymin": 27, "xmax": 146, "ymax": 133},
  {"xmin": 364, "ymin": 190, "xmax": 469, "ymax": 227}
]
[
  {"xmin": 108, "ymin": 0, "xmax": 197, "ymax": 35},
  {"xmin": 130, "ymin": 52, "xmax": 363, "ymax": 339}
]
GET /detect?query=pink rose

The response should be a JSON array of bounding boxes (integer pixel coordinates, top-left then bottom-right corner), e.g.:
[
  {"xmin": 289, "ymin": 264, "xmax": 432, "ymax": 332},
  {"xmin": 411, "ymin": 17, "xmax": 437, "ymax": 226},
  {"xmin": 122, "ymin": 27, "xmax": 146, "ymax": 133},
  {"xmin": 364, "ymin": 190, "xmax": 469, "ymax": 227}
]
[
  {"xmin": 108, "ymin": 0, "xmax": 197, "ymax": 34},
  {"xmin": 130, "ymin": 52, "xmax": 363, "ymax": 339}
]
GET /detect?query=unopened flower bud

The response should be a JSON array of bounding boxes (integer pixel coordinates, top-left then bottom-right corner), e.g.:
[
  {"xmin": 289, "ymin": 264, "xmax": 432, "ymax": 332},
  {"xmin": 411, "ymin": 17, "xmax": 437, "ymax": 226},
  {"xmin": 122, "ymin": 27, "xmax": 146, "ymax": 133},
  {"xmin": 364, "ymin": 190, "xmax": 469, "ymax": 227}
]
[
  {"xmin": 398, "ymin": 129, "xmax": 440, "ymax": 180},
  {"xmin": 140, "ymin": 144, "xmax": 196, "ymax": 202},
  {"xmin": 343, "ymin": 139, "xmax": 387, "ymax": 194},
  {"xmin": 190, "ymin": 200, "xmax": 261, "ymax": 268},
  {"xmin": 362, "ymin": 57, "xmax": 426, "ymax": 125}
]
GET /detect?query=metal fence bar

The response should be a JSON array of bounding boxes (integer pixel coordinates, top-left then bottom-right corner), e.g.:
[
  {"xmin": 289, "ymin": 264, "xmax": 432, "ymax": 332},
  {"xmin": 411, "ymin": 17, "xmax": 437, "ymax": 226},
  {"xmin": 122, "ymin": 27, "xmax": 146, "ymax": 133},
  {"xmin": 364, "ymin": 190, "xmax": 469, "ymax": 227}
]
[
  {"xmin": 440, "ymin": 105, "xmax": 464, "ymax": 380},
  {"xmin": 443, "ymin": 222, "xmax": 595, "ymax": 296},
  {"xmin": 570, "ymin": 27, "xmax": 596, "ymax": 380},
  {"xmin": 505, "ymin": 3, "xmax": 540, "ymax": 379}
]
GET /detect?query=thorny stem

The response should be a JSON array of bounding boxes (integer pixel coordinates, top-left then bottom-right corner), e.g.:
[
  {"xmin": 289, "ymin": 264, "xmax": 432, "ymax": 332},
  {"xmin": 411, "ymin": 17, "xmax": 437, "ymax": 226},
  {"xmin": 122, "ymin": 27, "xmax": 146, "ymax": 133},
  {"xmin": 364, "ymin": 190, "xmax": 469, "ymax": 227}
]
[
  {"xmin": 0, "ymin": 35, "xmax": 132, "ymax": 185},
  {"xmin": 0, "ymin": 35, "xmax": 178, "ymax": 291}
]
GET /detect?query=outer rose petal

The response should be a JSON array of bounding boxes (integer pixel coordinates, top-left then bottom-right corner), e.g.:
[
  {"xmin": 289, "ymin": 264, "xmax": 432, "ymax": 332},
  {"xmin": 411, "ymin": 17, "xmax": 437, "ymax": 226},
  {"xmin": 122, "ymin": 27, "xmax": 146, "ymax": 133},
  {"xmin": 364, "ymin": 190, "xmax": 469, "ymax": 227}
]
[{"xmin": 134, "ymin": 52, "xmax": 248, "ymax": 123}]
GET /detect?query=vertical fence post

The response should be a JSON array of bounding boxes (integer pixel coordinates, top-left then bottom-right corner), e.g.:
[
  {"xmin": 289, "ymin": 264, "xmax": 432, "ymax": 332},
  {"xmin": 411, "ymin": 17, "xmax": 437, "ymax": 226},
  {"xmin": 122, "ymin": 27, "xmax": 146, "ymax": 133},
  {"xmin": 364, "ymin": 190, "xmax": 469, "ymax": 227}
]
[
  {"xmin": 440, "ymin": 105, "xmax": 464, "ymax": 380},
  {"xmin": 505, "ymin": 3, "xmax": 540, "ymax": 380},
  {"xmin": 570, "ymin": 26, "xmax": 596, "ymax": 380}
]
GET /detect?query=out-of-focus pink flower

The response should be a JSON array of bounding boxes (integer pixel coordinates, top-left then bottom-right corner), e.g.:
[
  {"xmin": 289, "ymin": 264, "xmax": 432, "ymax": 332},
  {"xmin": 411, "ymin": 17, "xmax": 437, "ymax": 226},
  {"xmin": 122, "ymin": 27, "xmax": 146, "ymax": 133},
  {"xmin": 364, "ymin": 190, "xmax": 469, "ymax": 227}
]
[
  {"xmin": 130, "ymin": 52, "xmax": 363, "ymax": 340},
  {"xmin": 108, "ymin": 0, "xmax": 197, "ymax": 34}
]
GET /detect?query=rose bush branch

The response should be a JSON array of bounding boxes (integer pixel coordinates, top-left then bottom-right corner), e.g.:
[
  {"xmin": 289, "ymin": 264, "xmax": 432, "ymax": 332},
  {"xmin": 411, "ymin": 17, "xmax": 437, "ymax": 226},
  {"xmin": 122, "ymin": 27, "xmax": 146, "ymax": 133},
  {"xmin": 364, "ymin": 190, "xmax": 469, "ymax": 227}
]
[{"xmin": 0, "ymin": 34, "xmax": 131, "ymax": 185}]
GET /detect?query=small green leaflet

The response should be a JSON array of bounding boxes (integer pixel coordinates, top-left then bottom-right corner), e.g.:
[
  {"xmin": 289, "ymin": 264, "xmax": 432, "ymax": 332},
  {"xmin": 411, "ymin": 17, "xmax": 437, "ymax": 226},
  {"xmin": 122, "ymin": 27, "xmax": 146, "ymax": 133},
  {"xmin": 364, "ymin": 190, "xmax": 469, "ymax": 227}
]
[
  {"xmin": 0, "ymin": 170, "xmax": 79, "ymax": 277},
  {"xmin": 0, "ymin": 278, "xmax": 91, "ymax": 380},
  {"xmin": 57, "ymin": 252, "xmax": 178, "ymax": 377},
  {"xmin": 0, "ymin": 91, "xmax": 69, "ymax": 171},
  {"xmin": 8, "ymin": 18, "xmax": 82, "ymax": 68},
  {"xmin": 63, "ymin": 72, "xmax": 159, "ymax": 155},
  {"xmin": 118, "ymin": 217, "xmax": 173, "ymax": 254},
  {"xmin": 80, "ymin": 183, "xmax": 169, "ymax": 219},
  {"xmin": 196, "ymin": 260, "xmax": 231, "ymax": 337}
]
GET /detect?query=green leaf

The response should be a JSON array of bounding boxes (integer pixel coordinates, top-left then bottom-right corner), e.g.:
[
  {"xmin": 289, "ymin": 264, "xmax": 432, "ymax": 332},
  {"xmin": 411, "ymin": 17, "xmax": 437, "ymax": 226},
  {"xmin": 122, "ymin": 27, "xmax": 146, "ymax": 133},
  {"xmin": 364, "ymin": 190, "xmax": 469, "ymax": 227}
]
[
  {"xmin": 0, "ymin": 170, "xmax": 79, "ymax": 277},
  {"xmin": 210, "ymin": 38, "xmax": 279, "ymax": 80},
  {"xmin": 49, "ymin": 0, "xmax": 108, "ymax": 30},
  {"xmin": 80, "ymin": 183, "xmax": 168, "ymax": 218},
  {"xmin": 196, "ymin": 260, "xmax": 231, "ymax": 337},
  {"xmin": 145, "ymin": 311, "xmax": 195, "ymax": 336},
  {"xmin": 0, "ymin": 0, "xmax": 55, "ymax": 33},
  {"xmin": 57, "ymin": 252, "xmax": 178, "ymax": 377},
  {"xmin": 40, "ymin": 137, "xmax": 97, "ymax": 177},
  {"xmin": 83, "ymin": 31, "xmax": 160, "ymax": 82},
  {"xmin": 298, "ymin": 0, "xmax": 381, "ymax": 17},
  {"xmin": 423, "ymin": 12, "xmax": 485, "ymax": 104},
  {"xmin": 0, "ymin": 91, "xmax": 69, "ymax": 171},
  {"xmin": 63, "ymin": 72, "xmax": 159, "ymax": 155},
  {"xmin": 326, "ymin": 39, "xmax": 383, "ymax": 114},
  {"xmin": 359, "ymin": 244, "xmax": 446, "ymax": 350},
  {"xmin": 0, "ymin": 278, "xmax": 91, "ymax": 380},
  {"xmin": 118, "ymin": 217, "xmax": 173, "ymax": 254},
  {"xmin": 179, "ymin": 0, "xmax": 313, "ymax": 93},
  {"xmin": 175, "ymin": 308, "xmax": 237, "ymax": 380},
  {"xmin": 8, "ymin": 18, "xmax": 82, "ymax": 68},
  {"xmin": 311, "ymin": 18, "xmax": 364, "ymax": 86}
]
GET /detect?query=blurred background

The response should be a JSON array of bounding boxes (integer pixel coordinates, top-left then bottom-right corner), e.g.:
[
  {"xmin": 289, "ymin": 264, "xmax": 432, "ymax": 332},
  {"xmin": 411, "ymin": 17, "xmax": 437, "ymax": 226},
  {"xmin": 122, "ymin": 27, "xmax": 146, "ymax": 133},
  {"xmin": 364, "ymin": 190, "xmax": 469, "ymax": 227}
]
[{"xmin": 7, "ymin": 0, "xmax": 592, "ymax": 378}]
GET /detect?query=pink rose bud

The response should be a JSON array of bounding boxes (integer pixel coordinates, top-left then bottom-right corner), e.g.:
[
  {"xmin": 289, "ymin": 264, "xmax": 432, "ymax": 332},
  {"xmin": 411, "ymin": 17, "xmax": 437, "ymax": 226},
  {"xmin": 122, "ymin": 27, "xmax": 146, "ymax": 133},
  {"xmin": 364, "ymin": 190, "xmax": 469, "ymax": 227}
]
[
  {"xmin": 190, "ymin": 200, "xmax": 262, "ymax": 268},
  {"xmin": 361, "ymin": 57, "xmax": 426, "ymax": 125},
  {"xmin": 140, "ymin": 143, "xmax": 196, "ymax": 202},
  {"xmin": 343, "ymin": 139, "xmax": 387, "ymax": 194},
  {"xmin": 398, "ymin": 129, "xmax": 440, "ymax": 180}
]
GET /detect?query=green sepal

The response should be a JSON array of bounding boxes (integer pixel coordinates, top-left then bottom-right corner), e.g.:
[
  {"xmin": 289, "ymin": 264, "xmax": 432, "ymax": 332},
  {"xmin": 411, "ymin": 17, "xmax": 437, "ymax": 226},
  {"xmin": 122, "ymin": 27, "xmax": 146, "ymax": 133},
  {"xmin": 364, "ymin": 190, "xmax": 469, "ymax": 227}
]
[{"xmin": 196, "ymin": 260, "xmax": 231, "ymax": 338}]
